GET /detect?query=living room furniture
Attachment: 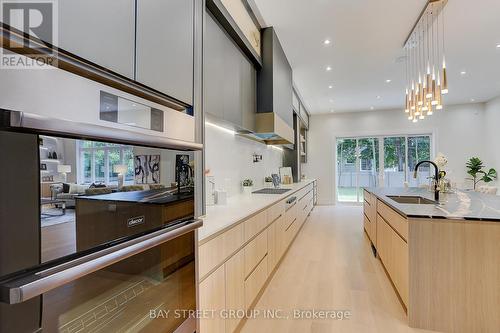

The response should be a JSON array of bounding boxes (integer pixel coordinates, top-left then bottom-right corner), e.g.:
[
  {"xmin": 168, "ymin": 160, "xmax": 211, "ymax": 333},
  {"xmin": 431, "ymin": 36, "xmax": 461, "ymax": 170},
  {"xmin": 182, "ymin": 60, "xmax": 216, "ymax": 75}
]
[
  {"xmin": 57, "ymin": 165, "xmax": 72, "ymax": 183},
  {"xmin": 40, "ymin": 198, "xmax": 66, "ymax": 217}
]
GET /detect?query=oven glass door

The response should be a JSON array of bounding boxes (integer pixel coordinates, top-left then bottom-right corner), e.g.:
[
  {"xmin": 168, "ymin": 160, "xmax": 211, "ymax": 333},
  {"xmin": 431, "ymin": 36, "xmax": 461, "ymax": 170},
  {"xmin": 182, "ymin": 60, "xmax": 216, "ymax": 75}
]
[{"xmin": 42, "ymin": 231, "xmax": 196, "ymax": 333}]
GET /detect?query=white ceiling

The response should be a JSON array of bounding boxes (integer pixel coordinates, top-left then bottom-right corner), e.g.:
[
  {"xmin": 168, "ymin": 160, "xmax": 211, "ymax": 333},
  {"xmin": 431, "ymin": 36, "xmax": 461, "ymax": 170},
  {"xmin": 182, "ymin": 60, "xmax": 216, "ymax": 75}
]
[{"xmin": 251, "ymin": 0, "xmax": 500, "ymax": 114}]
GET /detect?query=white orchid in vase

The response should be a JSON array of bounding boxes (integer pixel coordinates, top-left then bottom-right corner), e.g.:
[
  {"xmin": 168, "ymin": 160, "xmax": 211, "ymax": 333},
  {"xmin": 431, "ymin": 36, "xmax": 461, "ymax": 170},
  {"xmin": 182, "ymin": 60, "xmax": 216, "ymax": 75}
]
[
  {"xmin": 434, "ymin": 152, "xmax": 448, "ymax": 171},
  {"xmin": 434, "ymin": 153, "xmax": 448, "ymax": 189}
]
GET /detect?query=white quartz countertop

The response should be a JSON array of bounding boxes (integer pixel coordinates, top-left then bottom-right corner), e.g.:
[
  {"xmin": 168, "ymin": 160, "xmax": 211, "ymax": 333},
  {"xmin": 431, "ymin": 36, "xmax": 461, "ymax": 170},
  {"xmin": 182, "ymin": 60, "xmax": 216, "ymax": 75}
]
[
  {"xmin": 198, "ymin": 179, "xmax": 316, "ymax": 243},
  {"xmin": 366, "ymin": 187, "xmax": 500, "ymax": 222}
]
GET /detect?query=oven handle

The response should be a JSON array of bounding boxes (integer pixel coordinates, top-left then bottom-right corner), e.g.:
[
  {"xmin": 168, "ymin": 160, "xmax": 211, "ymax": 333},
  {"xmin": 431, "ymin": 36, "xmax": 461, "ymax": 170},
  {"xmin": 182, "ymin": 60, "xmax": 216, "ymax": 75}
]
[
  {"xmin": 0, "ymin": 219, "xmax": 203, "ymax": 305},
  {"xmin": 1, "ymin": 110, "xmax": 203, "ymax": 151}
]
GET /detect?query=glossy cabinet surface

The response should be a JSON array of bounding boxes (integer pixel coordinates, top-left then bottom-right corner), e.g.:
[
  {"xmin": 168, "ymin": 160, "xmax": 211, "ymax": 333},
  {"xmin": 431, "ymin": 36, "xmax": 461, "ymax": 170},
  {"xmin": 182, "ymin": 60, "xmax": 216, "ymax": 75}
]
[
  {"xmin": 58, "ymin": 0, "xmax": 136, "ymax": 78},
  {"xmin": 205, "ymin": 12, "xmax": 256, "ymax": 131},
  {"xmin": 136, "ymin": 0, "xmax": 194, "ymax": 104},
  {"xmin": 257, "ymin": 28, "xmax": 293, "ymax": 127}
]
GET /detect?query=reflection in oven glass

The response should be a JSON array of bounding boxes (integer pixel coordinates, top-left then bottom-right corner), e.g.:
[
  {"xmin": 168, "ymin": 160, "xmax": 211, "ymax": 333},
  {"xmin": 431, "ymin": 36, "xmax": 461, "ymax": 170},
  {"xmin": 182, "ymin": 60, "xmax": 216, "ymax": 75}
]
[
  {"xmin": 42, "ymin": 232, "xmax": 195, "ymax": 332},
  {"xmin": 39, "ymin": 135, "xmax": 195, "ymax": 264}
]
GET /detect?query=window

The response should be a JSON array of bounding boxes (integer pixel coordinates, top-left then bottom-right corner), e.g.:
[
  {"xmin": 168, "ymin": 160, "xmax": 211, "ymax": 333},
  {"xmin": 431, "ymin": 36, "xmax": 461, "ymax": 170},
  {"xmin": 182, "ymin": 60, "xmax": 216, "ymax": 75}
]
[
  {"xmin": 78, "ymin": 140, "xmax": 134, "ymax": 185},
  {"xmin": 336, "ymin": 134, "xmax": 432, "ymax": 202}
]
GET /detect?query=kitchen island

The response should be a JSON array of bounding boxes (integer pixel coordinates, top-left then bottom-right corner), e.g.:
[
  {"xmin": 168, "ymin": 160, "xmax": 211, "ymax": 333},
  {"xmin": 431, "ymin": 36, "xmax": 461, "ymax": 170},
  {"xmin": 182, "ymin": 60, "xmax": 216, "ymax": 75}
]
[{"xmin": 363, "ymin": 187, "xmax": 499, "ymax": 333}]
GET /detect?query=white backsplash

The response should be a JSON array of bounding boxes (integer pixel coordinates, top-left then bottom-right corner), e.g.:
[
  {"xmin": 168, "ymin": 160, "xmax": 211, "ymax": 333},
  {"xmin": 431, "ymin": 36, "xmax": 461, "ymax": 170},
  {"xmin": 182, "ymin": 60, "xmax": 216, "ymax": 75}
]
[{"xmin": 205, "ymin": 123, "xmax": 284, "ymax": 197}]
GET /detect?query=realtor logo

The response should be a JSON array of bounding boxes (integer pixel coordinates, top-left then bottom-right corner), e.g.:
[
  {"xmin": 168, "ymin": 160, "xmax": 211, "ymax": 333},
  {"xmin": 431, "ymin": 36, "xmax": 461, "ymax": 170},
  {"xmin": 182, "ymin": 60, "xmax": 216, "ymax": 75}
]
[{"xmin": 1, "ymin": 0, "xmax": 58, "ymax": 69}]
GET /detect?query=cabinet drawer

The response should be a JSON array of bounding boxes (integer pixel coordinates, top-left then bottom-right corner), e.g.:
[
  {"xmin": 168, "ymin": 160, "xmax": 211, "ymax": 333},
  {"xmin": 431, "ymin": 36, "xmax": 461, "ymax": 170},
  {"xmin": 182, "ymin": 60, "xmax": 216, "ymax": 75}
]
[
  {"xmin": 363, "ymin": 214, "xmax": 370, "ymax": 234},
  {"xmin": 267, "ymin": 221, "xmax": 277, "ymax": 272},
  {"xmin": 199, "ymin": 223, "xmax": 244, "ymax": 278},
  {"xmin": 377, "ymin": 201, "xmax": 408, "ymax": 241},
  {"xmin": 363, "ymin": 189, "xmax": 372, "ymax": 203},
  {"xmin": 244, "ymin": 231, "xmax": 268, "ymax": 277},
  {"xmin": 268, "ymin": 200, "xmax": 285, "ymax": 224},
  {"xmin": 244, "ymin": 210, "xmax": 268, "ymax": 242},
  {"xmin": 244, "ymin": 255, "xmax": 268, "ymax": 309}
]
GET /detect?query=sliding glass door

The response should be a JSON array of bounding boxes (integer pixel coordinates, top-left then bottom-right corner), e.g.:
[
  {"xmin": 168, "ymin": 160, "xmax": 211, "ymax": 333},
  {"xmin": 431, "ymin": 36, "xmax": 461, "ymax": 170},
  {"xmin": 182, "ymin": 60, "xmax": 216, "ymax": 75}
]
[
  {"xmin": 336, "ymin": 134, "xmax": 432, "ymax": 203},
  {"xmin": 407, "ymin": 136, "xmax": 431, "ymax": 187},
  {"xmin": 337, "ymin": 137, "xmax": 379, "ymax": 202},
  {"xmin": 383, "ymin": 137, "xmax": 406, "ymax": 187}
]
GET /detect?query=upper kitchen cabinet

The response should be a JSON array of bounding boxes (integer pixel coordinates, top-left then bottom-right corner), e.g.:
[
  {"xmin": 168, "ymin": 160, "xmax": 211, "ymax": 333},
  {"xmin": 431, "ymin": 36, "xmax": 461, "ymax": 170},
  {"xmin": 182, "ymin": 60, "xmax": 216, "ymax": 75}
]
[
  {"xmin": 257, "ymin": 27, "xmax": 293, "ymax": 128},
  {"xmin": 299, "ymin": 102, "xmax": 309, "ymax": 129},
  {"xmin": 58, "ymin": 0, "xmax": 136, "ymax": 78},
  {"xmin": 219, "ymin": 0, "xmax": 261, "ymax": 56},
  {"xmin": 204, "ymin": 12, "xmax": 256, "ymax": 132},
  {"xmin": 136, "ymin": 0, "xmax": 194, "ymax": 105},
  {"xmin": 292, "ymin": 90, "xmax": 300, "ymax": 113}
]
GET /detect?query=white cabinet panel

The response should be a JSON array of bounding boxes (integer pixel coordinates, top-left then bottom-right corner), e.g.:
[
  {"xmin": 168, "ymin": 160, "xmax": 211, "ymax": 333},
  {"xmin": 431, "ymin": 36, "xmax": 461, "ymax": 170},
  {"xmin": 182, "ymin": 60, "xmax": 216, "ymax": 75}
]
[
  {"xmin": 58, "ymin": 0, "xmax": 136, "ymax": 78},
  {"xmin": 136, "ymin": 0, "xmax": 194, "ymax": 104}
]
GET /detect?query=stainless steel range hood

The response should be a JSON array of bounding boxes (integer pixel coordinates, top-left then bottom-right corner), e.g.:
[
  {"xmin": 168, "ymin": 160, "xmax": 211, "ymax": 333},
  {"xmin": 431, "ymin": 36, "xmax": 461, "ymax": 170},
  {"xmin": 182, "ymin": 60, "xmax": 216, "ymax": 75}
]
[{"xmin": 239, "ymin": 112, "xmax": 294, "ymax": 145}]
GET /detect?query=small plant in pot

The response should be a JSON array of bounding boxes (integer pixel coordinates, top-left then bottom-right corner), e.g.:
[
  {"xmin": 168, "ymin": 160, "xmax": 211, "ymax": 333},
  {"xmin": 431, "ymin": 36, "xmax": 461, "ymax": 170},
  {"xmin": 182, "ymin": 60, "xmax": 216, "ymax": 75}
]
[
  {"xmin": 264, "ymin": 176, "xmax": 273, "ymax": 188},
  {"xmin": 466, "ymin": 157, "xmax": 497, "ymax": 190},
  {"xmin": 242, "ymin": 179, "xmax": 254, "ymax": 194}
]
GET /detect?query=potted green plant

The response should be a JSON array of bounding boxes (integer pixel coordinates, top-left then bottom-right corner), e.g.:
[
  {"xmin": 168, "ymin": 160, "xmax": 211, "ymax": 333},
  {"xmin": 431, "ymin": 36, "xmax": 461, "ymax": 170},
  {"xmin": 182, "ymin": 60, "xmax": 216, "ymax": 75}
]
[
  {"xmin": 466, "ymin": 157, "xmax": 497, "ymax": 190},
  {"xmin": 242, "ymin": 179, "xmax": 254, "ymax": 194},
  {"xmin": 264, "ymin": 176, "xmax": 274, "ymax": 188}
]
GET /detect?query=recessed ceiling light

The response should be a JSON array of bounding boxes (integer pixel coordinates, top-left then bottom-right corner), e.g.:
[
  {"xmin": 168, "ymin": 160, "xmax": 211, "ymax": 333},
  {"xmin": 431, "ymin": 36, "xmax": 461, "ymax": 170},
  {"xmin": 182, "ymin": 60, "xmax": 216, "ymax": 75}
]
[
  {"xmin": 326, "ymin": 66, "xmax": 332, "ymax": 71},
  {"xmin": 376, "ymin": 95, "xmax": 381, "ymax": 99},
  {"xmin": 460, "ymin": 71, "xmax": 467, "ymax": 75},
  {"xmin": 328, "ymin": 85, "xmax": 333, "ymax": 89},
  {"xmin": 470, "ymin": 98, "xmax": 475, "ymax": 102},
  {"xmin": 323, "ymin": 39, "xmax": 331, "ymax": 45},
  {"xmin": 329, "ymin": 99, "xmax": 334, "ymax": 103},
  {"xmin": 496, "ymin": 44, "xmax": 500, "ymax": 48},
  {"xmin": 370, "ymin": 106, "xmax": 375, "ymax": 110},
  {"xmin": 385, "ymin": 79, "xmax": 392, "ymax": 83}
]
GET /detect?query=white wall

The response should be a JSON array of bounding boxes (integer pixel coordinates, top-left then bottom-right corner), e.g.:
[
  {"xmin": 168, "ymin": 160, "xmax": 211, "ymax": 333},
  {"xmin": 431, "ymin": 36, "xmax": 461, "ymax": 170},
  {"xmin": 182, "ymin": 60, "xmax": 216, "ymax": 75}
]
[
  {"xmin": 485, "ymin": 95, "xmax": 500, "ymax": 185},
  {"xmin": 305, "ymin": 103, "xmax": 491, "ymax": 205},
  {"xmin": 205, "ymin": 124, "xmax": 284, "ymax": 197}
]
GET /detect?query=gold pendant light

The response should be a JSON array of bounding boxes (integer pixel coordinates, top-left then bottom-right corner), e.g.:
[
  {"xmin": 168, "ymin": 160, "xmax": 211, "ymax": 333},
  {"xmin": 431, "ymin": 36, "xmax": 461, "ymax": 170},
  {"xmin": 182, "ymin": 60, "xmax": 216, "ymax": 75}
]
[{"xmin": 403, "ymin": 0, "xmax": 448, "ymax": 122}]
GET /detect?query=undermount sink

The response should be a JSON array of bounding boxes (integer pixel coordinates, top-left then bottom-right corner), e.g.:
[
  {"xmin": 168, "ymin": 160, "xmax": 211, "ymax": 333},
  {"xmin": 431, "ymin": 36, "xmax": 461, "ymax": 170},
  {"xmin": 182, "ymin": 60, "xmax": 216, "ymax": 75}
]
[
  {"xmin": 252, "ymin": 188, "xmax": 291, "ymax": 194},
  {"xmin": 387, "ymin": 195, "xmax": 437, "ymax": 205}
]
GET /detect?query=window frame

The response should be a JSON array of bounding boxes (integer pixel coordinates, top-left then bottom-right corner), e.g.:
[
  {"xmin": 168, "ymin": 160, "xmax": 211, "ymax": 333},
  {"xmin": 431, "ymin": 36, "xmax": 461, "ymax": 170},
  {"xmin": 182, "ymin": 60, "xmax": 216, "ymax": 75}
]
[{"xmin": 77, "ymin": 141, "xmax": 134, "ymax": 185}]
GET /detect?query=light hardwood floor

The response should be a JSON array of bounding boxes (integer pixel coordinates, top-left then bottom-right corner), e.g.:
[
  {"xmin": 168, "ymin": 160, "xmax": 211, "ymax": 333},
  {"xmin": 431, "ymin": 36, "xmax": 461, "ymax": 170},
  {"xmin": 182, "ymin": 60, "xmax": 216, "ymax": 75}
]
[{"xmin": 240, "ymin": 205, "xmax": 436, "ymax": 333}]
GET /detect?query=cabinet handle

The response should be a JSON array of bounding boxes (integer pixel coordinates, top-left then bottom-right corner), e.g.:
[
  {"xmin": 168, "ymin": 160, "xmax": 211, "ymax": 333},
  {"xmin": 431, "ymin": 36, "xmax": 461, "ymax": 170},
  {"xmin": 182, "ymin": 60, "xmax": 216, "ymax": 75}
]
[{"xmin": 0, "ymin": 219, "xmax": 202, "ymax": 304}]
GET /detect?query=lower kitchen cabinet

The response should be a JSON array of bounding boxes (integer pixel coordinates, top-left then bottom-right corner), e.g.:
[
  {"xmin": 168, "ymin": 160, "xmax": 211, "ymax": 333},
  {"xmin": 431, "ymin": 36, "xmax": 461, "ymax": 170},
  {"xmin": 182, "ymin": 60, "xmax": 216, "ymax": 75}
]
[
  {"xmin": 199, "ymin": 265, "xmax": 226, "ymax": 333},
  {"xmin": 267, "ymin": 221, "xmax": 277, "ymax": 272},
  {"xmin": 225, "ymin": 250, "xmax": 245, "ymax": 333},
  {"xmin": 364, "ymin": 195, "xmax": 408, "ymax": 309},
  {"xmin": 244, "ymin": 255, "xmax": 268, "ymax": 309},
  {"xmin": 198, "ymin": 184, "xmax": 315, "ymax": 332}
]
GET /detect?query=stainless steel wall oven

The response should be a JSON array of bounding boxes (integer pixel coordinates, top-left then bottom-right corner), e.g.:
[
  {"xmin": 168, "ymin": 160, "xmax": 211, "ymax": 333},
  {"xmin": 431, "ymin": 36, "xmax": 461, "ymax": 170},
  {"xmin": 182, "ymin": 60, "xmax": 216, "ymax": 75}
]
[{"xmin": 0, "ymin": 106, "xmax": 202, "ymax": 333}]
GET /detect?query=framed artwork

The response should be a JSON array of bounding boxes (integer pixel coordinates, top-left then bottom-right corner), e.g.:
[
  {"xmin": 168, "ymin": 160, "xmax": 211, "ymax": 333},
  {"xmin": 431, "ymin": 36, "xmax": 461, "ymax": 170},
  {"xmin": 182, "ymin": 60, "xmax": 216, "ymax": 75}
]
[{"xmin": 134, "ymin": 155, "xmax": 160, "ymax": 184}]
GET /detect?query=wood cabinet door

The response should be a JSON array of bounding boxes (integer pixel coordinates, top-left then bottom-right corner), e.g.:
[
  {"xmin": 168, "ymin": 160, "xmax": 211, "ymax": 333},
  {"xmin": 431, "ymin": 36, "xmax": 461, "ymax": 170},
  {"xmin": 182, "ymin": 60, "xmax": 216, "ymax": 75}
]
[
  {"xmin": 225, "ymin": 251, "xmax": 245, "ymax": 333},
  {"xmin": 267, "ymin": 222, "xmax": 277, "ymax": 272},
  {"xmin": 58, "ymin": 0, "xmax": 135, "ymax": 78},
  {"xmin": 136, "ymin": 0, "xmax": 194, "ymax": 104},
  {"xmin": 377, "ymin": 214, "xmax": 392, "ymax": 272},
  {"xmin": 392, "ymin": 232, "xmax": 409, "ymax": 307},
  {"xmin": 199, "ymin": 265, "xmax": 226, "ymax": 333}
]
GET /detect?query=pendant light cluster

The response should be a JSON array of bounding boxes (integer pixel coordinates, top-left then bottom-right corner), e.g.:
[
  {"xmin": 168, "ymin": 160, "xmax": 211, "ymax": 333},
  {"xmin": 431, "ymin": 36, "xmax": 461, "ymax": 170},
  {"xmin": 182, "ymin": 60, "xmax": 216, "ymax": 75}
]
[{"xmin": 404, "ymin": 0, "xmax": 448, "ymax": 122}]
